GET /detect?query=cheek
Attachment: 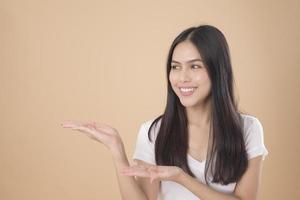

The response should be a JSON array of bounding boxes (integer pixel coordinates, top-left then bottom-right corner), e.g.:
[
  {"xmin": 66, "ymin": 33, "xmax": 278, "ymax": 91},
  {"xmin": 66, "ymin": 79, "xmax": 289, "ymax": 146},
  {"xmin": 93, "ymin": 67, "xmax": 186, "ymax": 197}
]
[
  {"xmin": 169, "ymin": 73, "xmax": 179, "ymax": 94},
  {"xmin": 195, "ymin": 73, "xmax": 212, "ymax": 90},
  {"xmin": 169, "ymin": 73, "xmax": 176, "ymax": 86},
  {"xmin": 194, "ymin": 72, "xmax": 208, "ymax": 83}
]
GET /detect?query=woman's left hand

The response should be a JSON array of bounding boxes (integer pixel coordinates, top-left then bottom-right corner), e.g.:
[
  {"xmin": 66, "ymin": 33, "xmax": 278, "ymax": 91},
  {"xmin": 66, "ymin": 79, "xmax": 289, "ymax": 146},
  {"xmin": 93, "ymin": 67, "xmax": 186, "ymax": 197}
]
[{"xmin": 120, "ymin": 163, "xmax": 184, "ymax": 183}]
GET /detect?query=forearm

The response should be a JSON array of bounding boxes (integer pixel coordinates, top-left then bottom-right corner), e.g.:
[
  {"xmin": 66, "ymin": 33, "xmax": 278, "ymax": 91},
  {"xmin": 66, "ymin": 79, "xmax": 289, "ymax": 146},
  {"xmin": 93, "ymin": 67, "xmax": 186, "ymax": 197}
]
[
  {"xmin": 177, "ymin": 172, "xmax": 241, "ymax": 200},
  {"xmin": 111, "ymin": 147, "xmax": 148, "ymax": 200}
]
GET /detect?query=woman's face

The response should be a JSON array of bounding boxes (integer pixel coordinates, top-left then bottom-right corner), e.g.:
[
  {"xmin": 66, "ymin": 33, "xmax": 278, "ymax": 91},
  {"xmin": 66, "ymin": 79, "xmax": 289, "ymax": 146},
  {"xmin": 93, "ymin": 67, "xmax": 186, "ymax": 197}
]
[{"xmin": 169, "ymin": 41, "xmax": 212, "ymax": 108}]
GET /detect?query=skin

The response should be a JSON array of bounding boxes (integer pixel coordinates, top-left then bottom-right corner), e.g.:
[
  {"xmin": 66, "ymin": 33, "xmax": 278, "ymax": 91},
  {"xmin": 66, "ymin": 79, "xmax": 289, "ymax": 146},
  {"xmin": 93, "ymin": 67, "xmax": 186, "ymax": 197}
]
[
  {"xmin": 61, "ymin": 121, "xmax": 150, "ymax": 200},
  {"xmin": 169, "ymin": 40, "xmax": 213, "ymax": 162},
  {"xmin": 61, "ymin": 41, "xmax": 265, "ymax": 200},
  {"xmin": 121, "ymin": 41, "xmax": 265, "ymax": 200},
  {"xmin": 169, "ymin": 41, "xmax": 212, "ymax": 114}
]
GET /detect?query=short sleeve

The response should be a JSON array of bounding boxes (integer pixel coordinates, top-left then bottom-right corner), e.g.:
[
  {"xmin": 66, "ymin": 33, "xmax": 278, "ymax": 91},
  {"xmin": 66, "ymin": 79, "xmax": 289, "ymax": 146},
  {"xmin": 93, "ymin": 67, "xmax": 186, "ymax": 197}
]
[
  {"xmin": 244, "ymin": 116, "xmax": 269, "ymax": 160},
  {"xmin": 132, "ymin": 120, "xmax": 156, "ymax": 165}
]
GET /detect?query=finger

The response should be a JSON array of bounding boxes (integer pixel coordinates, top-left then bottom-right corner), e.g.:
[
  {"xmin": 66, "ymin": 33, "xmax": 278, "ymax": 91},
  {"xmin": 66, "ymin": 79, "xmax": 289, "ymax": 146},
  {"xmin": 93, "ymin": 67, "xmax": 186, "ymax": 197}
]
[
  {"xmin": 80, "ymin": 127, "xmax": 108, "ymax": 143},
  {"xmin": 66, "ymin": 124, "xmax": 96, "ymax": 137},
  {"xmin": 89, "ymin": 135, "xmax": 104, "ymax": 144},
  {"xmin": 71, "ymin": 125, "xmax": 90, "ymax": 132},
  {"xmin": 121, "ymin": 173, "xmax": 150, "ymax": 178},
  {"xmin": 120, "ymin": 171, "xmax": 150, "ymax": 177},
  {"xmin": 61, "ymin": 121, "xmax": 76, "ymax": 128},
  {"xmin": 150, "ymin": 172, "xmax": 159, "ymax": 184},
  {"xmin": 83, "ymin": 122, "xmax": 112, "ymax": 137},
  {"xmin": 71, "ymin": 123, "xmax": 96, "ymax": 134},
  {"xmin": 120, "ymin": 167, "xmax": 150, "ymax": 177},
  {"xmin": 85, "ymin": 123, "xmax": 111, "ymax": 137},
  {"xmin": 93, "ymin": 123, "xmax": 117, "ymax": 135},
  {"xmin": 121, "ymin": 165, "xmax": 145, "ymax": 172},
  {"xmin": 62, "ymin": 121, "xmax": 113, "ymax": 145},
  {"xmin": 84, "ymin": 127, "xmax": 112, "ymax": 143},
  {"xmin": 84, "ymin": 123, "xmax": 97, "ymax": 131},
  {"xmin": 61, "ymin": 120, "xmax": 83, "ymax": 126},
  {"xmin": 148, "ymin": 166, "xmax": 160, "ymax": 173},
  {"xmin": 61, "ymin": 122, "xmax": 88, "ymax": 130},
  {"xmin": 132, "ymin": 160, "xmax": 138, "ymax": 166}
]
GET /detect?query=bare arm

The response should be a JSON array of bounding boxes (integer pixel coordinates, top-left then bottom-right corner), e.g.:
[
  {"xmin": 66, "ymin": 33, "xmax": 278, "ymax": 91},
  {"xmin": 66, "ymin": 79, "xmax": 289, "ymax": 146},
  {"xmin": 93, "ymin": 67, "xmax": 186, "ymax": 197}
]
[
  {"xmin": 61, "ymin": 121, "xmax": 156, "ymax": 200},
  {"xmin": 177, "ymin": 156, "xmax": 264, "ymax": 200},
  {"xmin": 111, "ymin": 146, "xmax": 160, "ymax": 200},
  {"xmin": 111, "ymin": 143, "xmax": 149, "ymax": 200},
  {"xmin": 132, "ymin": 159, "xmax": 160, "ymax": 200},
  {"xmin": 122, "ymin": 156, "xmax": 265, "ymax": 200}
]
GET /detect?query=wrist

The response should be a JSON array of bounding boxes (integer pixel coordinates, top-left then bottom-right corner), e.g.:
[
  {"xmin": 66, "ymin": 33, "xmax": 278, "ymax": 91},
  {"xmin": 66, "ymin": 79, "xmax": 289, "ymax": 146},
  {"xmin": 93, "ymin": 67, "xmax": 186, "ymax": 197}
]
[
  {"xmin": 109, "ymin": 137, "xmax": 124, "ymax": 155},
  {"xmin": 175, "ymin": 168, "xmax": 188, "ymax": 184},
  {"xmin": 111, "ymin": 146, "xmax": 126, "ymax": 161}
]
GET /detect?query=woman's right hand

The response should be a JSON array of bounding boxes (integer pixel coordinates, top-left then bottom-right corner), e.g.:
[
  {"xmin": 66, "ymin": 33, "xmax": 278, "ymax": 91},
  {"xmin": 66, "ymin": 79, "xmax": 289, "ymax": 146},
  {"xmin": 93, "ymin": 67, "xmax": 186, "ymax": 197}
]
[{"xmin": 61, "ymin": 120, "xmax": 126, "ymax": 161}]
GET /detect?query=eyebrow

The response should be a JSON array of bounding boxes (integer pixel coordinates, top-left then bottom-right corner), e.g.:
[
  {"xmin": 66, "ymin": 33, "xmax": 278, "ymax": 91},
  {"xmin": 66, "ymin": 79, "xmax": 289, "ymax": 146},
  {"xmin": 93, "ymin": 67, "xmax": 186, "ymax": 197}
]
[{"xmin": 171, "ymin": 58, "xmax": 203, "ymax": 64}]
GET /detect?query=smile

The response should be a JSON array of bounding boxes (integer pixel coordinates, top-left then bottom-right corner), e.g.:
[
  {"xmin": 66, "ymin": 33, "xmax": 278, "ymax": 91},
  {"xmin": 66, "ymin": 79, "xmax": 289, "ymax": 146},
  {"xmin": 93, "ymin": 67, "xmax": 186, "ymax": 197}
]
[{"xmin": 179, "ymin": 87, "xmax": 197, "ymax": 96}]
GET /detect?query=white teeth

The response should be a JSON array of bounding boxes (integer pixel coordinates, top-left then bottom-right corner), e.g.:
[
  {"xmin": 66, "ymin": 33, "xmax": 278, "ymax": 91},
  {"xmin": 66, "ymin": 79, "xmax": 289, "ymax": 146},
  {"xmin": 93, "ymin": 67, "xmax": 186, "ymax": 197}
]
[{"xmin": 180, "ymin": 87, "xmax": 195, "ymax": 92}]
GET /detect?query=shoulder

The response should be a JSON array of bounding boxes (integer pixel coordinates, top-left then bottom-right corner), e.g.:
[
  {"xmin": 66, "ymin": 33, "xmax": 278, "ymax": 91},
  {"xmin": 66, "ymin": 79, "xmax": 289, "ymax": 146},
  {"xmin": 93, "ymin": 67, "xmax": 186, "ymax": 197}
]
[
  {"xmin": 140, "ymin": 118, "xmax": 156, "ymax": 130},
  {"xmin": 133, "ymin": 118, "xmax": 161, "ymax": 165},
  {"xmin": 240, "ymin": 113, "xmax": 268, "ymax": 160},
  {"xmin": 240, "ymin": 113, "xmax": 263, "ymax": 132},
  {"xmin": 240, "ymin": 113, "xmax": 265, "ymax": 147},
  {"xmin": 139, "ymin": 117, "xmax": 162, "ymax": 140}
]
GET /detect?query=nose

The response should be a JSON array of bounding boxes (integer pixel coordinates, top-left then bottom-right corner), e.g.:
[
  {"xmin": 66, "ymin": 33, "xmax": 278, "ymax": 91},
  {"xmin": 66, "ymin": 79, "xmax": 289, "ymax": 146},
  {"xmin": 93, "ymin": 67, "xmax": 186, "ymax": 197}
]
[{"xmin": 179, "ymin": 68, "xmax": 191, "ymax": 82}]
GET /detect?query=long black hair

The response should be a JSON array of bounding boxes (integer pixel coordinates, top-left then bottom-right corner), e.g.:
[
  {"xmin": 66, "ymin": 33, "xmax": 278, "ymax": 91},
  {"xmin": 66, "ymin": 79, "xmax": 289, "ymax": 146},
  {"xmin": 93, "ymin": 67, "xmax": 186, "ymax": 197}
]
[{"xmin": 147, "ymin": 25, "xmax": 248, "ymax": 185}]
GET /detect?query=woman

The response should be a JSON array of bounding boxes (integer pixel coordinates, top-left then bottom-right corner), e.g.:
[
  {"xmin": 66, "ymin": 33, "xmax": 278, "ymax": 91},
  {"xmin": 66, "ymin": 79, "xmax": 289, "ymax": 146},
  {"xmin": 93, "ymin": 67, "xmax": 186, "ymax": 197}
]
[{"xmin": 61, "ymin": 25, "xmax": 268, "ymax": 200}]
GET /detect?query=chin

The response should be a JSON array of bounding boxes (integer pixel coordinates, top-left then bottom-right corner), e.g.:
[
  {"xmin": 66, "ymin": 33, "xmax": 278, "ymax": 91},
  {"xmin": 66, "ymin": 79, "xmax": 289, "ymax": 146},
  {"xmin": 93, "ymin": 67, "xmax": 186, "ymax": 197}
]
[{"xmin": 179, "ymin": 100, "xmax": 199, "ymax": 108}]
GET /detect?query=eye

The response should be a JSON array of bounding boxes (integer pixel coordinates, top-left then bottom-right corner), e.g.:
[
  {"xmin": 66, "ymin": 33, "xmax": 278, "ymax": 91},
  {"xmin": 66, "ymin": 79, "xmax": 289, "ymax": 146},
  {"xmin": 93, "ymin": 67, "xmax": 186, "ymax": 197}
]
[
  {"xmin": 191, "ymin": 65, "xmax": 202, "ymax": 69},
  {"xmin": 171, "ymin": 65, "xmax": 180, "ymax": 70}
]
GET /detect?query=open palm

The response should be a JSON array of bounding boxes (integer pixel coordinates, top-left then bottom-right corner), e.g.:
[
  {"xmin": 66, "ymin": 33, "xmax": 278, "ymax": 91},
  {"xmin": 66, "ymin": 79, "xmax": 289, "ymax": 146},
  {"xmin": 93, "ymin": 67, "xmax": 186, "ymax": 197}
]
[
  {"xmin": 120, "ymin": 163, "xmax": 183, "ymax": 183},
  {"xmin": 61, "ymin": 120, "xmax": 123, "ymax": 154}
]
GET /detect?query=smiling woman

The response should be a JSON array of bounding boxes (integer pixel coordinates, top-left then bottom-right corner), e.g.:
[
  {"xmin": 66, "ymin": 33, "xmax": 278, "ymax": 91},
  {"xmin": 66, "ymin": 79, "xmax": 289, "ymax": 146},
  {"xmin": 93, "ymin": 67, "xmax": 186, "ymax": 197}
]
[
  {"xmin": 169, "ymin": 41, "xmax": 211, "ymax": 107},
  {"xmin": 61, "ymin": 25, "xmax": 268, "ymax": 200},
  {"xmin": 128, "ymin": 25, "xmax": 268, "ymax": 200}
]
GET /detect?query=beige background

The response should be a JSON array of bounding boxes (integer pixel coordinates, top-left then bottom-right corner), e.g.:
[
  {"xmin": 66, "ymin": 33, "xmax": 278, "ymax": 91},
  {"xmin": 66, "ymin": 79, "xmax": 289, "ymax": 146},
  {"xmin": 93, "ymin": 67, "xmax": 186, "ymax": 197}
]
[{"xmin": 1, "ymin": 0, "xmax": 299, "ymax": 199}]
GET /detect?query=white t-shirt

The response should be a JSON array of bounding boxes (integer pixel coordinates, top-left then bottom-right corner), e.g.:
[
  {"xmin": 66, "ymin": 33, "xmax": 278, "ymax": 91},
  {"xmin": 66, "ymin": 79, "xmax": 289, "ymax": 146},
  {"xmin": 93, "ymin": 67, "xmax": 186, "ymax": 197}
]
[{"xmin": 132, "ymin": 114, "xmax": 268, "ymax": 200}]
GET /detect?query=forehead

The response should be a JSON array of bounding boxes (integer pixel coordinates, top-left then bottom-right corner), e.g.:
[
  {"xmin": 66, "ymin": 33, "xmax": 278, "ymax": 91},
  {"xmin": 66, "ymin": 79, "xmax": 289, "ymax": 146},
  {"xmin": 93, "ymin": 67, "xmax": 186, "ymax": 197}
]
[{"xmin": 172, "ymin": 41, "xmax": 202, "ymax": 62}]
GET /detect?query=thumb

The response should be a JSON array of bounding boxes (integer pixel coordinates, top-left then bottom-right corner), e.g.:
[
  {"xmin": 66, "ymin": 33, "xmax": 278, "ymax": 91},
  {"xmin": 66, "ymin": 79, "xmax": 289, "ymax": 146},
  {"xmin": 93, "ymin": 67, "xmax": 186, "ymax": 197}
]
[
  {"xmin": 132, "ymin": 160, "xmax": 138, "ymax": 166},
  {"xmin": 149, "ymin": 171, "xmax": 158, "ymax": 184}
]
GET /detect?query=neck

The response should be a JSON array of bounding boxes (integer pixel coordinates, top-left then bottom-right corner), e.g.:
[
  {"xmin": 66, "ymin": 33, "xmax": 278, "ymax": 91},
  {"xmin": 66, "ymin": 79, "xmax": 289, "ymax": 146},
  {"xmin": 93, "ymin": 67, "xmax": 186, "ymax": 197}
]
[{"xmin": 186, "ymin": 99, "xmax": 212, "ymax": 128}]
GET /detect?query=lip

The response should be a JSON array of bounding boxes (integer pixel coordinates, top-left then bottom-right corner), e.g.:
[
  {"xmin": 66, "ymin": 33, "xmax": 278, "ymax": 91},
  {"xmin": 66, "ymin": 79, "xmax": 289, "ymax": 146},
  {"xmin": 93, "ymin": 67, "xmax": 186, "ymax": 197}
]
[
  {"xmin": 178, "ymin": 86, "xmax": 197, "ymax": 88},
  {"xmin": 178, "ymin": 87, "xmax": 197, "ymax": 96}
]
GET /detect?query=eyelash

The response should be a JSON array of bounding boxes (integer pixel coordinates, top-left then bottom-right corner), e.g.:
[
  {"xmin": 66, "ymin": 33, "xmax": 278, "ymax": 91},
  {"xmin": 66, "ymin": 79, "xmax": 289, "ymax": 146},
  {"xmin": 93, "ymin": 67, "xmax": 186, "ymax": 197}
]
[{"xmin": 171, "ymin": 65, "xmax": 202, "ymax": 70}]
